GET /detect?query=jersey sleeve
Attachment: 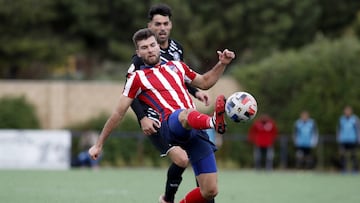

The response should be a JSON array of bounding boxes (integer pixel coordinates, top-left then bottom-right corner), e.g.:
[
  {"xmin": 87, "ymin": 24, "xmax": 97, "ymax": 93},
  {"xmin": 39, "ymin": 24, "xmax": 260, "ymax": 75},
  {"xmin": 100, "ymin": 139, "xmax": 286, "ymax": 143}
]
[
  {"xmin": 179, "ymin": 52, "xmax": 200, "ymax": 96},
  {"xmin": 177, "ymin": 42, "xmax": 184, "ymax": 61},
  {"xmin": 180, "ymin": 62, "xmax": 197, "ymax": 83},
  {"xmin": 127, "ymin": 55, "xmax": 143, "ymax": 75},
  {"xmin": 125, "ymin": 55, "xmax": 148, "ymax": 120},
  {"xmin": 123, "ymin": 72, "xmax": 141, "ymax": 99}
]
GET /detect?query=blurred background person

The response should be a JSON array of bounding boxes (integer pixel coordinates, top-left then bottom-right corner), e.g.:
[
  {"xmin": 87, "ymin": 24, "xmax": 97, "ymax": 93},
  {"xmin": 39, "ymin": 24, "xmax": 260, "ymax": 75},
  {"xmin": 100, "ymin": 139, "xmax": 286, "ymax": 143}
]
[
  {"xmin": 336, "ymin": 105, "xmax": 360, "ymax": 173},
  {"xmin": 248, "ymin": 114, "xmax": 278, "ymax": 171},
  {"xmin": 293, "ymin": 110, "xmax": 319, "ymax": 170},
  {"xmin": 72, "ymin": 131, "xmax": 101, "ymax": 170}
]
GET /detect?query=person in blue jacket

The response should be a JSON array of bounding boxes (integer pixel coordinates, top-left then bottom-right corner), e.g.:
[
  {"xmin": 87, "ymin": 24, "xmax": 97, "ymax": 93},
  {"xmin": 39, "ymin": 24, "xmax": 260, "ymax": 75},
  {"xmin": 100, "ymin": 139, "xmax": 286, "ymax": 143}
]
[
  {"xmin": 293, "ymin": 110, "xmax": 318, "ymax": 169},
  {"xmin": 337, "ymin": 105, "xmax": 360, "ymax": 173}
]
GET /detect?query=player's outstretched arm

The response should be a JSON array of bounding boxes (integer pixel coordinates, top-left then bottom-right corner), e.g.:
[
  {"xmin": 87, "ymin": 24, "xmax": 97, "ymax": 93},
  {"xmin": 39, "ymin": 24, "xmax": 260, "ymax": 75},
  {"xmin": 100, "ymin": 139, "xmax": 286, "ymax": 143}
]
[
  {"xmin": 89, "ymin": 95, "xmax": 133, "ymax": 160},
  {"xmin": 191, "ymin": 49, "xmax": 235, "ymax": 90}
]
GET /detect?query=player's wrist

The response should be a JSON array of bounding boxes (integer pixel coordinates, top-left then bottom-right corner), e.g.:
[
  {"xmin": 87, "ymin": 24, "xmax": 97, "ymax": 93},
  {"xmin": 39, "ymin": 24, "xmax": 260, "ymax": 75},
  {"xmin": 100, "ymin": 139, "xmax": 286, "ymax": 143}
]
[
  {"xmin": 218, "ymin": 61, "xmax": 228, "ymax": 66},
  {"xmin": 95, "ymin": 140, "xmax": 103, "ymax": 148}
]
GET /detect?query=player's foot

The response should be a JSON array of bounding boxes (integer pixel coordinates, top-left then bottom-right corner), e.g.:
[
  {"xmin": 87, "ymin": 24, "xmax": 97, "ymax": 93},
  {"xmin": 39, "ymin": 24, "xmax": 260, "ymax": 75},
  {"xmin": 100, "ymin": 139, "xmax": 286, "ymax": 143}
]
[
  {"xmin": 158, "ymin": 194, "xmax": 172, "ymax": 203},
  {"xmin": 213, "ymin": 95, "xmax": 227, "ymax": 134}
]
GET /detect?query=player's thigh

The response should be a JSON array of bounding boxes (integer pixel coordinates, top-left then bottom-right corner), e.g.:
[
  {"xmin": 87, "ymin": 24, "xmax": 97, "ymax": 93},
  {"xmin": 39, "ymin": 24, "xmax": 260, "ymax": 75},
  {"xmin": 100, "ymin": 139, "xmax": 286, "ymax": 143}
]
[
  {"xmin": 167, "ymin": 146, "xmax": 189, "ymax": 168},
  {"xmin": 178, "ymin": 108, "xmax": 196, "ymax": 127}
]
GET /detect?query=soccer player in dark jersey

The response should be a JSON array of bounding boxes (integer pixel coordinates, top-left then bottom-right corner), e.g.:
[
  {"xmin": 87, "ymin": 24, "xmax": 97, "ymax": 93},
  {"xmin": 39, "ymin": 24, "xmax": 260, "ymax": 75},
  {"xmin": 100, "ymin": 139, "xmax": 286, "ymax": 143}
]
[
  {"xmin": 89, "ymin": 28, "xmax": 235, "ymax": 203},
  {"xmin": 127, "ymin": 4, "xmax": 210, "ymax": 203}
]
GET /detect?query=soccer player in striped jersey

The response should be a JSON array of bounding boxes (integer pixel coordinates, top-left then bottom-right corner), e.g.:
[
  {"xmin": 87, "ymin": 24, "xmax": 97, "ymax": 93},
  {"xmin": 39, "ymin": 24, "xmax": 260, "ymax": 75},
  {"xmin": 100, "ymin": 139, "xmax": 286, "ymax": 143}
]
[
  {"xmin": 127, "ymin": 4, "xmax": 210, "ymax": 203},
  {"xmin": 89, "ymin": 28, "xmax": 235, "ymax": 203}
]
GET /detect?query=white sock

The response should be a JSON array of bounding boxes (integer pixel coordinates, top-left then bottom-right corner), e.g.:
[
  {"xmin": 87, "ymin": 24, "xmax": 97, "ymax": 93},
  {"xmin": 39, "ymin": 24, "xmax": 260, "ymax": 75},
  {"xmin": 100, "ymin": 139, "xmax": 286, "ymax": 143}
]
[{"xmin": 210, "ymin": 115, "xmax": 215, "ymax": 128}]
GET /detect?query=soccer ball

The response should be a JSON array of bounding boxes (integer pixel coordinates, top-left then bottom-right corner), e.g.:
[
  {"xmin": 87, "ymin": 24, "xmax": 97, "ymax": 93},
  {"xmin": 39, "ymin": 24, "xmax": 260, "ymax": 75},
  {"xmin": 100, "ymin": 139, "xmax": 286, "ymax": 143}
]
[{"xmin": 225, "ymin": 91, "xmax": 258, "ymax": 123}]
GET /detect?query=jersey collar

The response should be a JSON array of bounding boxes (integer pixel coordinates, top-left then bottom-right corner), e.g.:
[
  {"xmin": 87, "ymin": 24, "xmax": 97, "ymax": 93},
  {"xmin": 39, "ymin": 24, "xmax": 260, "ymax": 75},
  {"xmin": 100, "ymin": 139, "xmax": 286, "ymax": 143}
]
[{"xmin": 140, "ymin": 61, "xmax": 166, "ymax": 70}]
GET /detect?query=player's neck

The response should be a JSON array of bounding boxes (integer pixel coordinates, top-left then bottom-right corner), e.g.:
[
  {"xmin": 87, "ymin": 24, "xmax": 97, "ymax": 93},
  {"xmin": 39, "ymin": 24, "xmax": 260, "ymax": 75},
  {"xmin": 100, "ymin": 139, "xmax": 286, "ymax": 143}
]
[
  {"xmin": 144, "ymin": 61, "xmax": 162, "ymax": 68},
  {"xmin": 159, "ymin": 40, "xmax": 169, "ymax": 50}
]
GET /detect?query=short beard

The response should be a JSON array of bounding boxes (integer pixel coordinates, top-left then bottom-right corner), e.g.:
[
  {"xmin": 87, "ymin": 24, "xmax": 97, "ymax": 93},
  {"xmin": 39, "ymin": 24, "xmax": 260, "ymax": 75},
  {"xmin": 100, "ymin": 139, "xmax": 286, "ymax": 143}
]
[{"xmin": 143, "ymin": 55, "xmax": 160, "ymax": 66}]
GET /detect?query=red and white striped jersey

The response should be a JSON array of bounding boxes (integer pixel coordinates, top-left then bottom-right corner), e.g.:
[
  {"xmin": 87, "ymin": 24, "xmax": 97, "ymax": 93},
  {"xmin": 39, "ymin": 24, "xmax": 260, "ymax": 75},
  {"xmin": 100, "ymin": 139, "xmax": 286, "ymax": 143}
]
[{"xmin": 123, "ymin": 61, "xmax": 197, "ymax": 121}]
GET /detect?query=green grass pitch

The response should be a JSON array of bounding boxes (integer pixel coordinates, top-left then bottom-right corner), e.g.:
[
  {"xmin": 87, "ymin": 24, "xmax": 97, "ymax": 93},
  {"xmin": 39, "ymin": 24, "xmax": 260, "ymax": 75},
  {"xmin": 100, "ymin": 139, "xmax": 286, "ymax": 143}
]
[{"xmin": 1, "ymin": 168, "xmax": 360, "ymax": 203}]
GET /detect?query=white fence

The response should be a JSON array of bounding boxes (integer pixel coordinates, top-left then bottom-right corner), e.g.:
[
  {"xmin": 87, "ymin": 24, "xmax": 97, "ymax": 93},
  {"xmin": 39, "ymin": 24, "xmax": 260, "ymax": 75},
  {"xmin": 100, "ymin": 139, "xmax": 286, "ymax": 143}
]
[{"xmin": 0, "ymin": 130, "xmax": 71, "ymax": 170}]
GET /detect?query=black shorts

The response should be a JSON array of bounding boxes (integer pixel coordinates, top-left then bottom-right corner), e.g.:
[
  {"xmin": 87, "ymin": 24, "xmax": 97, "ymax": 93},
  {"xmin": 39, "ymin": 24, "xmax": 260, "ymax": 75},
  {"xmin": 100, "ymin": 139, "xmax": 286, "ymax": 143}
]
[
  {"xmin": 160, "ymin": 117, "xmax": 217, "ymax": 164},
  {"xmin": 147, "ymin": 130, "xmax": 173, "ymax": 156},
  {"xmin": 340, "ymin": 143, "xmax": 357, "ymax": 151},
  {"xmin": 296, "ymin": 147, "xmax": 312, "ymax": 156},
  {"xmin": 141, "ymin": 107, "xmax": 171, "ymax": 155}
]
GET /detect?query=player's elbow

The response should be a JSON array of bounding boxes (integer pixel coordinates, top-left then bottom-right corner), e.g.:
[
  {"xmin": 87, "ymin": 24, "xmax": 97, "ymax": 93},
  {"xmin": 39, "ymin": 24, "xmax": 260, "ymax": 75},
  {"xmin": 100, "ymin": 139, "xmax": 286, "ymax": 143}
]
[
  {"xmin": 195, "ymin": 81, "xmax": 212, "ymax": 90},
  {"xmin": 192, "ymin": 75, "xmax": 215, "ymax": 90}
]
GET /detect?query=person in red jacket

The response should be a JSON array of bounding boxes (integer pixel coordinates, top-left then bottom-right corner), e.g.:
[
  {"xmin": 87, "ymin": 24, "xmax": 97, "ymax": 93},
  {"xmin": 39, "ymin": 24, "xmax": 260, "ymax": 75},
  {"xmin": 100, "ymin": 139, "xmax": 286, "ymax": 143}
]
[{"xmin": 248, "ymin": 114, "xmax": 278, "ymax": 170}]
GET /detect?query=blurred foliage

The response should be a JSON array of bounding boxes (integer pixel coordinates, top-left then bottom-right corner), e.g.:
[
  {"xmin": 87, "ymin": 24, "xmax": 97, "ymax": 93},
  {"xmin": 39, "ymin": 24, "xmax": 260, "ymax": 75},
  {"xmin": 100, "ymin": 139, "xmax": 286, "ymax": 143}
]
[
  {"xmin": 66, "ymin": 106, "xmax": 344, "ymax": 169},
  {"xmin": 1, "ymin": 0, "xmax": 360, "ymax": 78},
  {"xmin": 67, "ymin": 112, "xmax": 154, "ymax": 167},
  {"xmin": 231, "ymin": 36, "xmax": 360, "ymax": 135},
  {"xmin": 1, "ymin": 0, "xmax": 359, "ymax": 170},
  {"xmin": 0, "ymin": 96, "xmax": 40, "ymax": 128},
  {"xmin": 67, "ymin": 112, "xmax": 141, "ymax": 132}
]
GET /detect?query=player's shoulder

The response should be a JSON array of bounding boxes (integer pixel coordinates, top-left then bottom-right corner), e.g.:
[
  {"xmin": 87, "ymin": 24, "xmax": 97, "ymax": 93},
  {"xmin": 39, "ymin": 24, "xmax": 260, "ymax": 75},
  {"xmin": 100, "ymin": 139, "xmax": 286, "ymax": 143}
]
[
  {"xmin": 166, "ymin": 60, "xmax": 187, "ymax": 67},
  {"xmin": 169, "ymin": 38, "xmax": 184, "ymax": 50},
  {"xmin": 127, "ymin": 55, "xmax": 144, "ymax": 73}
]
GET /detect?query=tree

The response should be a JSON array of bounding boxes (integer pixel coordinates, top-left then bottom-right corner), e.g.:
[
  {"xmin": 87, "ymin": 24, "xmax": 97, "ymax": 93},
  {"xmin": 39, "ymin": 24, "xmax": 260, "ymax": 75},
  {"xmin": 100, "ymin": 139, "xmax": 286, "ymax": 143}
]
[
  {"xmin": 0, "ymin": 0, "xmax": 77, "ymax": 78},
  {"xmin": 232, "ymin": 36, "xmax": 360, "ymax": 134},
  {"xmin": 1, "ymin": 0, "xmax": 359, "ymax": 78},
  {"xmin": 0, "ymin": 96, "xmax": 40, "ymax": 129},
  {"xmin": 0, "ymin": 0, "xmax": 147, "ymax": 79}
]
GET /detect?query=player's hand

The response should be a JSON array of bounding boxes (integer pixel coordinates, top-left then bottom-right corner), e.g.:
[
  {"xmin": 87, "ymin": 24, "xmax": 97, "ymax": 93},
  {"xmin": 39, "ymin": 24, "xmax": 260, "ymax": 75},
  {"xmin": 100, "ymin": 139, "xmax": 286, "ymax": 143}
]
[
  {"xmin": 195, "ymin": 91, "xmax": 210, "ymax": 106},
  {"xmin": 217, "ymin": 49, "xmax": 235, "ymax": 65},
  {"xmin": 140, "ymin": 117, "xmax": 160, "ymax": 136},
  {"xmin": 88, "ymin": 145, "xmax": 102, "ymax": 160}
]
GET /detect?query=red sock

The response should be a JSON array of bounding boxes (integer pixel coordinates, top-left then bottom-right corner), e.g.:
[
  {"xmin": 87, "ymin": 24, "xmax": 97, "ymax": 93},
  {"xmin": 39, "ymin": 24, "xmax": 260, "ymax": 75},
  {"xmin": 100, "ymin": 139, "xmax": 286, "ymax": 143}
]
[
  {"xmin": 179, "ymin": 187, "xmax": 208, "ymax": 203},
  {"xmin": 187, "ymin": 111, "xmax": 211, "ymax": 130}
]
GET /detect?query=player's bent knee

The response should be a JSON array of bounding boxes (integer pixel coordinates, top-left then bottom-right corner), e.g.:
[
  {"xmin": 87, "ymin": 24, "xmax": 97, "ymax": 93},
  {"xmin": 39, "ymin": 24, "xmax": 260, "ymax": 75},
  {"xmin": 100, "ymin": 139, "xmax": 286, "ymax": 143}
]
[
  {"xmin": 171, "ymin": 155, "xmax": 188, "ymax": 168},
  {"xmin": 201, "ymin": 186, "xmax": 218, "ymax": 200},
  {"xmin": 197, "ymin": 172, "xmax": 218, "ymax": 200},
  {"xmin": 178, "ymin": 109, "xmax": 196, "ymax": 128},
  {"xmin": 175, "ymin": 159, "xmax": 188, "ymax": 168},
  {"xmin": 168, "ymin": 147, "xmax": 189, "ymax": 168}
]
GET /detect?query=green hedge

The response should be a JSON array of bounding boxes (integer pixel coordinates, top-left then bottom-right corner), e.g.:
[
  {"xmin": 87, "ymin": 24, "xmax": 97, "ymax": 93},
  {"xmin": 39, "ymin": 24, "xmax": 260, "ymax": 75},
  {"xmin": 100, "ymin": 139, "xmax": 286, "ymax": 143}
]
[
  {"xmin": 222, "ymin": 36, "xmax": 360, "ymax": 169},
  {"xmin": 69, "ymin": 115, "xmax": 341, "ymax": 169},
  {"xmin": 0, "ymin": 96, "xmax": 40, "ymax": 129},
  {"xmin": 231, "ymin": 36, "xmax": 360, "ymax": 134}
]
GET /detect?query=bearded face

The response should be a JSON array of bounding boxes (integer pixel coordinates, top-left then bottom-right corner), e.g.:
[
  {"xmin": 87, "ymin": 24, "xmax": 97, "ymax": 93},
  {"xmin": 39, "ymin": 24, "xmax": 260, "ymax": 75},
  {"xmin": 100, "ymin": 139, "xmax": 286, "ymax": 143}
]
[{"xmin": 136, "ymin": 36, "xmax": 161, "ymax": 66}]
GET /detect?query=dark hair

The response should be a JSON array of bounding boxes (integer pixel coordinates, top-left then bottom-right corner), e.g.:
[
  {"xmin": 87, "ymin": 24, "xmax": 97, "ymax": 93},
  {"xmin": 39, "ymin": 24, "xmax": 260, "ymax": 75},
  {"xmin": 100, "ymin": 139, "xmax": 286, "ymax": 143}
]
[
  {"xmin": 148, "ymin": 3, "xmax": 172, "ymax": 20},
  {"xmin": 132, "ymin": 28, "xmax": 156, "ymax": 48}
]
